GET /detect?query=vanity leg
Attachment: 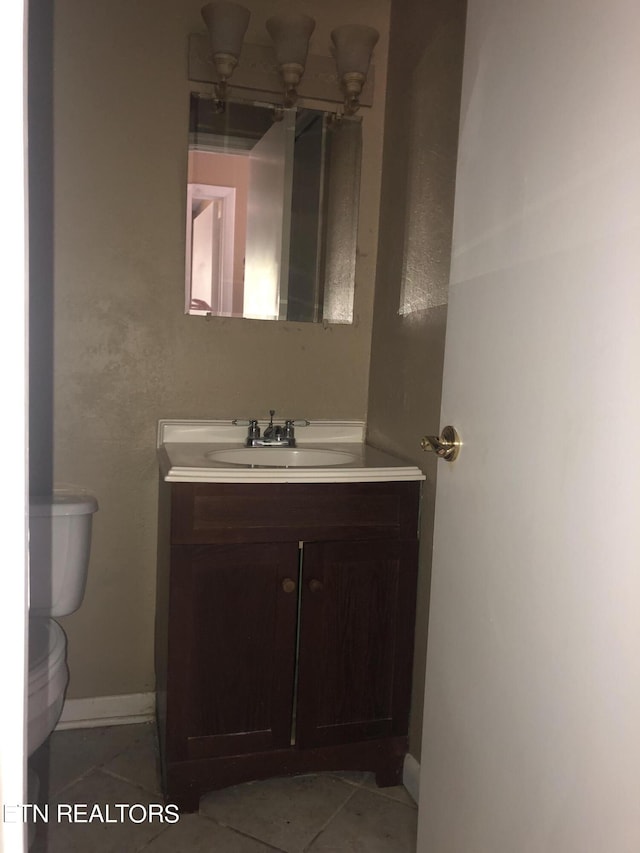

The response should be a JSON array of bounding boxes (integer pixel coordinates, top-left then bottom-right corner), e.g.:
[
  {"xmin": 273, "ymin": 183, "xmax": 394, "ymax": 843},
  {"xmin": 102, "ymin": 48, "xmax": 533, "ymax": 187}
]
[
  {"xmin": 374, "ymin": 757, "xmax": 404, "ymax": 788},
  {"xmin": 168, "ymin": 785, "xmax": 200, "ymax": 815}
]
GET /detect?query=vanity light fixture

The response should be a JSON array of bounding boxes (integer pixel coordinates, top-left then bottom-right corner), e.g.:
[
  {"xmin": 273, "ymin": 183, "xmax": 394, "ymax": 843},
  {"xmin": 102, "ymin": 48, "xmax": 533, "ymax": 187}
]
[
  {"xmin": 330, "ymin": 24, "xmax": 379, "ymax": 115},
  {"xmin": 266, "ymin": 13, "xmax": 316, "ymax": 107},
  {"xmin": 201, "ymin": 1, "xmax": 250, "ymax": 107},
  {"xmin": 196, "ymin": 6, "xmax": 378, "ymax": 113}
]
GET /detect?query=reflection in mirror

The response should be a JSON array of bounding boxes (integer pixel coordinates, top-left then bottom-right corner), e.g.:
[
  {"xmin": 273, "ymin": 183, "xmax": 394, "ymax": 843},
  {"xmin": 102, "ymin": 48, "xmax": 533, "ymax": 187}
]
[{"xmin": 186, "ymin": 94, "xmax": 361, "ymax": 323}]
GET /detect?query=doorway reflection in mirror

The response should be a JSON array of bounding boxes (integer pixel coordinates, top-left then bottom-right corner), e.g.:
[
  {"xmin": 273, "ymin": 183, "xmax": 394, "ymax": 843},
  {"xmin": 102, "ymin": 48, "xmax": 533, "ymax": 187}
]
[{"xmin": 185, "ymin": 94, "xmax": 361, "ymax": 323}]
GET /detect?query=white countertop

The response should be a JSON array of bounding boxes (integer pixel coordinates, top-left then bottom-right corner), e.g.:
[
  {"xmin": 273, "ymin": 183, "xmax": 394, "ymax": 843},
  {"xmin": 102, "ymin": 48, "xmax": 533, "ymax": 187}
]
[{"xmin": 157, "ymin": 420, "xmax": 426, "ymax": 484}]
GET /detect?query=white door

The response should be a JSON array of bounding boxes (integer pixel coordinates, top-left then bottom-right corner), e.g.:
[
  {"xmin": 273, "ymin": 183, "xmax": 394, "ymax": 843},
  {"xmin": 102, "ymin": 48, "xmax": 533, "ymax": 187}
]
[
  {"xmin": 191, "ymin": 199, "xmax": 222, "ymax": 311},
  {"xmin": 1, "ymin": 1, "xmax": 28, "ymax": 851},
  {"xmin": 418, "ymin": 1, "xmax": 640, "ymax": 851}
]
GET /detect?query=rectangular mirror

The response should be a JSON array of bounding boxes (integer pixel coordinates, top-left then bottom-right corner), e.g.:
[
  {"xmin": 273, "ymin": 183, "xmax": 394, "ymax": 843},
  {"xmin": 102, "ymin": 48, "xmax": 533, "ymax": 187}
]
[{"xmin": 186, "ymin": 94, "xmax": 362, "ymax": 323}]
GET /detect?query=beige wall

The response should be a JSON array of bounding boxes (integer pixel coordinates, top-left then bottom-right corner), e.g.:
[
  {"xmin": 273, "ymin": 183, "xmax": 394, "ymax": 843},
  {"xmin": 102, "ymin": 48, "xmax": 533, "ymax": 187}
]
[
  {"xmin": 53, "ymin": 0, "xmax": 390, "ymax": 698},
  {"xmin": 367, "ymin": 0, "xmax": 467, "ymax": 758}
]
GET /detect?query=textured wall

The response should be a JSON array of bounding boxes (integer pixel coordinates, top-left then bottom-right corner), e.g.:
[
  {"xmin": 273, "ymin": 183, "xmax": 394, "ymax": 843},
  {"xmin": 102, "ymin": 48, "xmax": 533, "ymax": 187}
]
[
  {"xmin": 53, "ymin": 0, "xmax": 389, "ymax": 699},
  {"xmin": 367, "ymin": 0, "xmax": 467, "ymax": 758}
]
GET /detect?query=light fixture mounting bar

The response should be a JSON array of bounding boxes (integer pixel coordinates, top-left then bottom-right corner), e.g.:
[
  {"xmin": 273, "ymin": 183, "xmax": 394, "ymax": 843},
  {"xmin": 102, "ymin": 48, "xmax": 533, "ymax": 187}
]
[{"xmin": 188, "ymin": 34, "xmax": 375, "ymax": 107}]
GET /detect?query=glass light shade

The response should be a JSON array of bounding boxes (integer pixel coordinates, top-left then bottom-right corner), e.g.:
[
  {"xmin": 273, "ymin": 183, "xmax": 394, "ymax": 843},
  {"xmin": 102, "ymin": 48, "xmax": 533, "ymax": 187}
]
[
  {"xmin": 330, "ymin": 24, "xmax": 379, "ymax": 77},
  {"xmin": 266, "ymin": 13, "xmax": 316, "ymax": 67},
  {"xmin": 201, "ymin": 1, "xmax": 250, "ymax": 60}
]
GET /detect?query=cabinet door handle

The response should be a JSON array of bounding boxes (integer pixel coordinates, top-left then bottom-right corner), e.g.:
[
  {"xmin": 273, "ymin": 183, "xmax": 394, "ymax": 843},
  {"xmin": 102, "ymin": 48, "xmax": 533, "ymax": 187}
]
[
  {"xmin": 309, "ymin": 579, "xmax": 324, "ymax": 594},
  {"xmin": 282, "ymin": 578, "xmax": 297, "ymax": 594}
]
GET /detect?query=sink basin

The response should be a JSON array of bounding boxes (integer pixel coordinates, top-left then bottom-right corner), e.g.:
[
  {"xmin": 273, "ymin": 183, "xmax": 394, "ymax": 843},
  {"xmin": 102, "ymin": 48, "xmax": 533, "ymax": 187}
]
[{"xmin": 206, "ymin": 447, "xmax": 358, "ymax": 468}]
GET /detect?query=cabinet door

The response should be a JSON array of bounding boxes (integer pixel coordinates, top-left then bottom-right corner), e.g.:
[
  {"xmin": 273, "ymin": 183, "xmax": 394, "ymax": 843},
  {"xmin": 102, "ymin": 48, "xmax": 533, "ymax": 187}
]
[
  {"xmin": 296, "ymin": 539, "xmax": 418, "ymax": 749},
  {"xmin": 167, "ymin": 542, "xmax": 300, "ymax": 761}
]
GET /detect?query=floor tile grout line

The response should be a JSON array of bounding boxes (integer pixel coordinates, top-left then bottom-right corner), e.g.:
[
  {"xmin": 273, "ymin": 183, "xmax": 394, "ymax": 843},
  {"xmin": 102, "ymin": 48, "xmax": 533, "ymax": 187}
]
[
  {"xmin": 98, "ymin": 765, "xmax": 164, "ymax": 800},
  {"xmin": 195, "ymin": 778, "xmax": 360, "ymax": 853},
  {"xmin": 47, "ymin": 764, "xmax": 100, "ymax": 800},
  {"xmin": 197, "ymin": 811, "xmax": 289, "ymax": 851},
  {"xmin": 91, "ymin": 730, "xmax": 158, "ymax": 775},
  {"xmin": 45, "ymin": 726, "xmax": 154, "ymax": 799},
  {"xmin": 49, "ymin": 765, "xmax": 164, "ymax": 809},
  {"xmin": 130, "ymin": 821, "xmax": 172, "ymax": 853},
  {"xmin": 325, "ymin": 772, "xmax": 417, "ymax": 810},
  {"xmin": 328, "ymin": 776, "xmax": 362, "ymax": 790},
  {"xmin": 89, "ymin": 765, "xmax": 166, "ymax": 796},
  {"xmin": 361, "ymin": 786, "xmax": 418, "ymax": 810},
  {"xmin": 301, "ymin": 784, "xmax": 360, "ymax": 852}
]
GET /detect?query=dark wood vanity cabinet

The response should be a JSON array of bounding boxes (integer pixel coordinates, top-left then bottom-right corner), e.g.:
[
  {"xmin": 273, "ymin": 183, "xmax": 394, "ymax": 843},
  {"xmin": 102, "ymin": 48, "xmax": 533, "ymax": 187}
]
[{"xmin": 155, "ymin": 481, "xmax": 420, "ymax": 811}]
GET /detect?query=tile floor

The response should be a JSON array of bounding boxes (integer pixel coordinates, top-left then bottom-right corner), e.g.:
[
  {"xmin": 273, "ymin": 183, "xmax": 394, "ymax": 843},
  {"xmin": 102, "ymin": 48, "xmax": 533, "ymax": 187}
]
[{"xmin": 29, "ymin": 723, "xmax": 417, "ymax": 852}]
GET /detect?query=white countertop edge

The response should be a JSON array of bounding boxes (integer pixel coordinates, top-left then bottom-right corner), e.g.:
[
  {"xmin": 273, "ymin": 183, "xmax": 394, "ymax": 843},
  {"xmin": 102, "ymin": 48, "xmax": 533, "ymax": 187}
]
[
  {"xmin": 157, "ymin": 422, "xmax": 426, "ymax": 484},
  {"xmin": 157, "ymin": 419, "xmax": 367, "ymax": 447},
  {"xmin": 162, "ymin": 466, "xmax": 425, "ymax": 484}
]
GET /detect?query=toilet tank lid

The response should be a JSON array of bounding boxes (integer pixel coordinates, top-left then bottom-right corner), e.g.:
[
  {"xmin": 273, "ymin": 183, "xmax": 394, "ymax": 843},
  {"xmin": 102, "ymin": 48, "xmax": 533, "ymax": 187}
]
[{"xmin": 30, "ymin": 490, "xmax": 98, "ymax": 517}]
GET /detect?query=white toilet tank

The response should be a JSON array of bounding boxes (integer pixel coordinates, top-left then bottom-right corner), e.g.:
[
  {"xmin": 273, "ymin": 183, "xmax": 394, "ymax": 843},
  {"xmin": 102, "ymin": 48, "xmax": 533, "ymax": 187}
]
[{"xmin": 29, "ymin": 489, "xmax": 99, "ymax": 617}]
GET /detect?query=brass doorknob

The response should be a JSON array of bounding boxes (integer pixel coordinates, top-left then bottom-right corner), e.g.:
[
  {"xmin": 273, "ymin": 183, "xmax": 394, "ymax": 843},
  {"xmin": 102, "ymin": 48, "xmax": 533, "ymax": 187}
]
[
  {"xmin": 309, "ymin": 579, "xmax": 324, "ymax": 594},
  {"xmin": 421, "ymin": 426, "xmax": 461, "ymax": 462},
  {"xmin": 282, "ymin": 578, "xmax": 297, "ymax": 594}
]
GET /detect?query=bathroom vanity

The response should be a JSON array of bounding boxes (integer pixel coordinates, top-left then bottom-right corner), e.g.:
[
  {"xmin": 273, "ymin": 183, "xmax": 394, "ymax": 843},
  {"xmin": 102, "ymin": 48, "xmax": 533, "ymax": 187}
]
[{"xmin": 155, "ymin": 420, "xmax": 424, "ymax": 811}]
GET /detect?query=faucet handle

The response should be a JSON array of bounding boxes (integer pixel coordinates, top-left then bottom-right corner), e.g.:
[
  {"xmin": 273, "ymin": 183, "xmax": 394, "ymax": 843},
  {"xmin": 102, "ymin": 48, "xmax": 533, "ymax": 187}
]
[
  {"xmin": 232, "ymin": 418, "xmax": 260, "ymax": 439},
  {"xmin": 284, "ymin": 419, "xmax": 309, "ymax": 440}
]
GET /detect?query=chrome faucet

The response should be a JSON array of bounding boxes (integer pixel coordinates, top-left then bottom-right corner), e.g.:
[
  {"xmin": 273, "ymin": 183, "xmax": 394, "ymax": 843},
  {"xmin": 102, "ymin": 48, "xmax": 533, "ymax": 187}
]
[
  {"xmin": 263, "ymin": 410, "xmax": 279, "ymax": 441},
  {"xmin": 233, "ymin": 411, "xmax": 309, "ymax": 447}
]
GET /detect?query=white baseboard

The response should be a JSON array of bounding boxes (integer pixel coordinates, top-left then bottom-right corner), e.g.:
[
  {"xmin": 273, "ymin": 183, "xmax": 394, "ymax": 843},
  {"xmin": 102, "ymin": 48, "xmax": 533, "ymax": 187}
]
[
  {"xmin": 403, "ymin": 752, "xmax": 420, "ymax": 804},
  {"xmin": 56, "ymin": 692, "xmax": 156, "ymax": 730}
]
